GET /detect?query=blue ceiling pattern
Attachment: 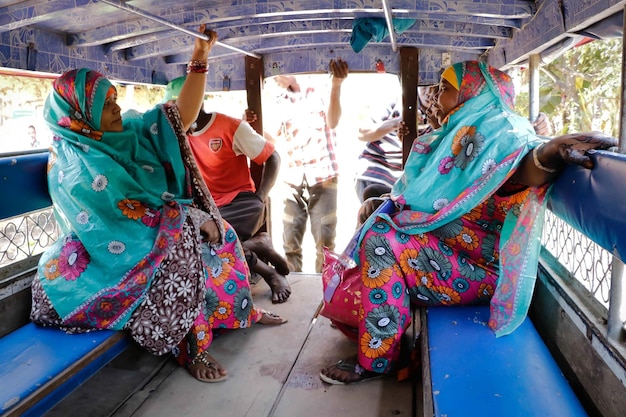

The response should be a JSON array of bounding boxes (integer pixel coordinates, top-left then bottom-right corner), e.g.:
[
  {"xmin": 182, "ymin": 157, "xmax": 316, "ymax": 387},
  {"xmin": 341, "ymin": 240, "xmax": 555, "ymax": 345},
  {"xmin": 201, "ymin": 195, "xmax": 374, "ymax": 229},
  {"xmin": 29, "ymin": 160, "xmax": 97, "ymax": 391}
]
[{"xmin": 0, "ymin": 0, "xmax": 622, "ymax": 90}]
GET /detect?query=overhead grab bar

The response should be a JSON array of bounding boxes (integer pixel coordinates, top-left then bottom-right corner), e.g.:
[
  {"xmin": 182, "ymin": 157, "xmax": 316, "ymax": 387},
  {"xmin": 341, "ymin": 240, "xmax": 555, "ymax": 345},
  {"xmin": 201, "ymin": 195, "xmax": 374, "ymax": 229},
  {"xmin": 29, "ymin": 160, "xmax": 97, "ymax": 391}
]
[
  {"xmin": 381, "ymin": 0, "xmax": 398, "ymax": 52},
  {"xmin": 98, "ymin": 0, "xmax": 261, "ymax": 59}
]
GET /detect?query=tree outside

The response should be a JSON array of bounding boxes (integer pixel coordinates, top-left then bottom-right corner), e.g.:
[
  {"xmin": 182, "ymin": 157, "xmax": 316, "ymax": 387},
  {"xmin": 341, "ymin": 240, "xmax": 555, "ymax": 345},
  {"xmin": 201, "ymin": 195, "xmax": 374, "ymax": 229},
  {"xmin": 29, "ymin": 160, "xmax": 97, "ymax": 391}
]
[{"xmin": 513, "ymin": 37, "xmax": 622, "ymax": 138}]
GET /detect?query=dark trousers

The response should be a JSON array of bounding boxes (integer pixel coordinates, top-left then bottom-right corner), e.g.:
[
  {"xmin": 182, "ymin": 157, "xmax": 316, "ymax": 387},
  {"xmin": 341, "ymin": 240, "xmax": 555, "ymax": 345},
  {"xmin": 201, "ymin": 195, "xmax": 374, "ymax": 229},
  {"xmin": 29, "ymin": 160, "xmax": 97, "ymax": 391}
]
[{"xmin": 219, "ymin": 191, "xmax": 266, "ymax": 241}]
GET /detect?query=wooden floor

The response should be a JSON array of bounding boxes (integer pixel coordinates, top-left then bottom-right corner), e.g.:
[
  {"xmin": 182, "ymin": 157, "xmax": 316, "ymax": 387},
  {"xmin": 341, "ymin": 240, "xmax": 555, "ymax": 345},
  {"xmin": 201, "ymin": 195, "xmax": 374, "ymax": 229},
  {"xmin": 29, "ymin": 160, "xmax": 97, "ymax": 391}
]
[{"xmin": 111, "ymin": 273, "xmax": 419, "ymax": 417}]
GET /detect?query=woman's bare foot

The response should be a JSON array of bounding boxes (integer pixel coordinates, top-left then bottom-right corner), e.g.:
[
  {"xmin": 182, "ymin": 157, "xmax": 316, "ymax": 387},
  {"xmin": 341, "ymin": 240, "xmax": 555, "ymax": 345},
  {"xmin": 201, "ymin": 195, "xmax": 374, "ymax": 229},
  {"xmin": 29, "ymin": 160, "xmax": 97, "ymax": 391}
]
[
  {"xmin": 244, "ymin": 232, "xmax": 291, "ymax": 275},
  {"xmin": 188, "ymin": 351, "xmax": 228, "ymax": 383}
]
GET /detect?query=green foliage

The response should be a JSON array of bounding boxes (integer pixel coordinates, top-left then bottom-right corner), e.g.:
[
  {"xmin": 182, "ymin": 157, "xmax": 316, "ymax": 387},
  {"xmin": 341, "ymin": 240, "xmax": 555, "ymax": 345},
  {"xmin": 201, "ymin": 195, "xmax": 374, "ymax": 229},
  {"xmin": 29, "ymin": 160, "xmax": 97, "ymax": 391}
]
[{"xmin": 515, "ymin": 38, "xmax": 622, "ymax": 137}]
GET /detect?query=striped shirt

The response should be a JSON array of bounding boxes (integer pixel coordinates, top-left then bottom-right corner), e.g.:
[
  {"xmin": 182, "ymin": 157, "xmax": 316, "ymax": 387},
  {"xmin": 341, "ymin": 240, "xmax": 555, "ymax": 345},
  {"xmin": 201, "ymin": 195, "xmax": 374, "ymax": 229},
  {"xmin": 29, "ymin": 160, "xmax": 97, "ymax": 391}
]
[{"xmin": 355, "ymin": 104, "xmax": 403, "ymax": 188}]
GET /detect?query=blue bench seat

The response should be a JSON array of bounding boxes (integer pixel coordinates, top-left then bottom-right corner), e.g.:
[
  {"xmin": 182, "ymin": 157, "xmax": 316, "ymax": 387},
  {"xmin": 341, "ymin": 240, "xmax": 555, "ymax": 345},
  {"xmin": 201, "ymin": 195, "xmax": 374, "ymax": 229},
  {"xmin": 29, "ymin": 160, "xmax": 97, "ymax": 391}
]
[
  {"xmin": 423, "ymin": 305, "xmax": 587, "ymax": 417},
  {"xmin": 0, "ymin": 152, "xmax": 133, "ymax": 417},
  {"xmin": 0, "ymin": 323, "xmax": 128, "ymax": 417}
]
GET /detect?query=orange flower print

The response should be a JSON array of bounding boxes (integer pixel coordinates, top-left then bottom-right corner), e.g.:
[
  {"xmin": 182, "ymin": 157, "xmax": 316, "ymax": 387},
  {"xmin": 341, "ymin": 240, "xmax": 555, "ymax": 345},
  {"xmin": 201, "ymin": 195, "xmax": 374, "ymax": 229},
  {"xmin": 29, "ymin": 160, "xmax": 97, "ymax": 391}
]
[
  {"xmin": 508, "ymin": 242, "xmax": 521, "ymax": 256},
  {"xmin": 135, "ymin": 272, "xmax": 148, "ymax": 285},
  {"xmin": 44, "ymin": 259, "xmax": 61, "ymax": 280},
  {"xmin": 508, "ymin": 188, "xmax": 530, "ymax": 205},
  {"xmin": 193, "ymin": 324, "xmax": 212, "ymax": 349},
  {"xmin": 399, "ymin": 248, "xmax": 419, "ymax": 275},
  {"xmin": 415, "ymin": 271, "xmax": 434, "ymax": 287},
  {"xmin": 213, "ymin": 301, "xmax": 232, "ymax": 320},
  {"xmin": 477, "ymin": 283, "xmax": 494, "ymax": 299},
  {"xmin": 118, "ymin": 199, "xmax": 147, "ymax": 220},
  {"xmin": 219, "ymin": 252, "xmax": 236, "ymax": 267},
  {"xmin": 451, "ymin": 126, "xmax": 475, "ymax": 155},
  {"xmin": 361, "ymin": 261, "xmax": 392, "ymax": 288},
  {"xmin": 444, "ymin": 237, "xmax": 457, "ymax": 248},
  {"xmin": 492, "ymin": 202, "xmax": 504, "ymax": 219},
  {"xmin": 157, "ymin": 236, "xmax": 168, "ymax": 249},
  {"xmin": 465, "ymin": 204, "xmax": 483, "ymax": 221},
  {"xmin": 211, "ymin": 262, "xmax": 232, "ymax": 286},
  {"xmin": 415, "ymin": 233, "xmax": 429, "ymax": 245},
  {"xmin": 360, "ymin": 332, "xmax": 394, "ymax": 359},
  {"xmin": 456, "ymin": 226, "xmax": 479, "ymax": 250},
  {"xmin": 433, "ymin": 285, "xmax": 461, "ymax": 305}
]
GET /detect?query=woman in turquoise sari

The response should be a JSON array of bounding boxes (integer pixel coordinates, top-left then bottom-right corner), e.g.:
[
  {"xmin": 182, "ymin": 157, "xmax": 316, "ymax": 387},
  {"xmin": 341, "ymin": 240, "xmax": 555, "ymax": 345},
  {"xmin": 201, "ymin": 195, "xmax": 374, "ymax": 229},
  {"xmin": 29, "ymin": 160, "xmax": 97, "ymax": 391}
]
[
  {"xmin": 29, "ymin": 25, "xmax": 286, "ymax": 384},
  {"xmin": 320, "ymin": 61, "xmax": 616, "ymax": 384}
]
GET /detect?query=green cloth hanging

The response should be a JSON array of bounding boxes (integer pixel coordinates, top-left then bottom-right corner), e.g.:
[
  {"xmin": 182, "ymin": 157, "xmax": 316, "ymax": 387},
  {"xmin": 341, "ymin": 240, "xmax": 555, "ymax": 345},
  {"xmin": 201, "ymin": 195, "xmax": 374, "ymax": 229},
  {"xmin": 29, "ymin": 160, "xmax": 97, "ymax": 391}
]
[{"xmin": 350, "ymin": 17, "xmax": 416, "ymax": 53}]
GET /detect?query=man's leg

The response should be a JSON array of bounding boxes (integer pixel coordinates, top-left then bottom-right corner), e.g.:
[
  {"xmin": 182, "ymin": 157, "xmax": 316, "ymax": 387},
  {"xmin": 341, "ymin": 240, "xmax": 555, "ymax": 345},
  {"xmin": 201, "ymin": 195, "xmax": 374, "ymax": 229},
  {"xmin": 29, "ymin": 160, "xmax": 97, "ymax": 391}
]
[
  {"xmin": 308, "ymin": 177, "xmax": 338, "ymax": 273},
  {"xmin": 219, "ymin": 192, "xmax": 265, "ymax": 241},
  {"xmin": 244, "ymin": 232, "xmax": 290, "ymax": 275},
  {"xmin": 283, "ymin": 181, "xmax": 308, "ymax": 272},
  {"xmin": 221, "ymin": 193, "xmax": 291, "ymax": 303}
]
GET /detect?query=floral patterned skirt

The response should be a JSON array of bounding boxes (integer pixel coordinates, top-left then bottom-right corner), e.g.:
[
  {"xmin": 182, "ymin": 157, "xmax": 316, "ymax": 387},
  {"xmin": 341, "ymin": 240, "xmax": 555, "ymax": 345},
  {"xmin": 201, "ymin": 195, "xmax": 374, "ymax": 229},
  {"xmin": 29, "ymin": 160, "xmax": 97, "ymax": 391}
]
[
  {"xmin": 354, "ymin": 213, "xmax": 500, "ymax": 374},
  {"xmin": 31, "ymin": 217, "xmax": 263, "ymax": 366}
]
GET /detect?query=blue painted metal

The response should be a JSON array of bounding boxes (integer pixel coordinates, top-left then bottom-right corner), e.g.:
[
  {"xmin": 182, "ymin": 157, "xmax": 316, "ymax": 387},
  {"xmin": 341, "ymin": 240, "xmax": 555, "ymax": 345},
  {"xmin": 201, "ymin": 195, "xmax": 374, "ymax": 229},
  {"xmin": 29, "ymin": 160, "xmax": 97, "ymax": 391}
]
[
  {"xmin": 0, "ymin": 0, "xmax": 623, "ymax": 89},
  {"xmin": 0, "ymin": 323, "xmax": 128, "ymax": 416},
  {"xmin": 0, "ymin": 152, "xmax": 51, "ymax": 219},
  {"xmin": 427, "ymin": 305, "xmax": 588, "ymax": 417}
]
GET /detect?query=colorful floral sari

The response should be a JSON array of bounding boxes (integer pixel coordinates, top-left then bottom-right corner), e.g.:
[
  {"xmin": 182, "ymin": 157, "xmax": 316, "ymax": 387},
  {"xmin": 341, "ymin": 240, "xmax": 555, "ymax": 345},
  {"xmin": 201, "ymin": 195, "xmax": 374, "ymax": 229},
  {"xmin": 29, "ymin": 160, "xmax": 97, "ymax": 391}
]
[
  {"xmin": 348, "ymin": 61, "xmax": 549, "ymax": 373},
  {"xmin": 30, "ymin": 69, "xmax": 262, "ymax": 362}
]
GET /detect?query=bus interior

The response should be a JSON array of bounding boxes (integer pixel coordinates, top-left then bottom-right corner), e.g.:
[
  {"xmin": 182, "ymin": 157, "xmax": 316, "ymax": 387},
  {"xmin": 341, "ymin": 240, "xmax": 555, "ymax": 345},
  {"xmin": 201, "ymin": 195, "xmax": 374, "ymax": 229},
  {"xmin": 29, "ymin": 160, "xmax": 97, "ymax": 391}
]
[{"xmin": 1, "ymin": 1, "xmax": 626, "ymax": 416}]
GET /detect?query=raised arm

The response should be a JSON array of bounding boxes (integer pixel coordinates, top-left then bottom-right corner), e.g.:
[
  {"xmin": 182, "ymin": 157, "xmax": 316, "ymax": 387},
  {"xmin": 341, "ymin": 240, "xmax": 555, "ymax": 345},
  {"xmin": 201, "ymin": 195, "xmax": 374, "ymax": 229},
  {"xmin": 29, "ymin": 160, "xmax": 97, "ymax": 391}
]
[
  {"xmin": 326, "ymin": 58, "xmax": 348, "ymax": 129},
  {"xmin": 175, "ymin": 24, "xmax": 218, "ymax": 132},
  {"xmin": 358, "ymin": 117, "xmax": 401, "ymax": 142}
]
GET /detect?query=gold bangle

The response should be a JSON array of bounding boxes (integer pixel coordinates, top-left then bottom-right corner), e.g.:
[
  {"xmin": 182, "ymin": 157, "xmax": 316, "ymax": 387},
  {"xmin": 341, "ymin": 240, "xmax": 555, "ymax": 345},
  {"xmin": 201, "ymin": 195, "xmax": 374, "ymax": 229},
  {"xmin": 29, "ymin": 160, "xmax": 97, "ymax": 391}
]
[{"xmin": 532, "ymin": 143, "xmax": 558, "ymax": 173}]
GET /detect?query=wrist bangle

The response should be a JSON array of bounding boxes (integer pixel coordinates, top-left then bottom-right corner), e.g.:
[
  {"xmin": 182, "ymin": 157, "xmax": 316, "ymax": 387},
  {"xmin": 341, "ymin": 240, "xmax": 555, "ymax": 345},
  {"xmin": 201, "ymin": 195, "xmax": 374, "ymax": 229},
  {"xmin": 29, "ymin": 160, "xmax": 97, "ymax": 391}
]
[
  {"xmin": 187, "ymin": 60, "xmax": 209, "ymax": 74},
  {"xmin": 532, "ymin": 143, "xmax": 558, "ymax": 173}
]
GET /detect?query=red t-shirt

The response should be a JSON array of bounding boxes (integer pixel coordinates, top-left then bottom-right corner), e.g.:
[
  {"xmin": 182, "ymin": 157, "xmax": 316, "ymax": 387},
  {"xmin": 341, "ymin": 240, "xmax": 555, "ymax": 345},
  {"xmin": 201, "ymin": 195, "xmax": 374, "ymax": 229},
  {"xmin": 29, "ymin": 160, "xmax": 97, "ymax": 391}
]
[{"xmin": 188, "ymin": 113, "xmax": 274, "ymax": 207}]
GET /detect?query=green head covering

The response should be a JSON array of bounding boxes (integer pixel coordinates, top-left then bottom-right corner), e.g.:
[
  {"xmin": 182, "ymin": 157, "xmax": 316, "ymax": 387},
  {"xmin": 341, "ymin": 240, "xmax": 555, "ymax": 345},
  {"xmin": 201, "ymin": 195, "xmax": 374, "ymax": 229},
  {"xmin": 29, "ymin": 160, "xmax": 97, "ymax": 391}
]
[
  {"xmin": 164, "ymin": 76, "xmax": 186, "ymax": 101},
  {"xmin": 361, "ymin": 61, "xmax": 548, "ymax": 337},
  {"xmin": 39, "ymin": 67, "xmax": 192, "ymax": 328}
]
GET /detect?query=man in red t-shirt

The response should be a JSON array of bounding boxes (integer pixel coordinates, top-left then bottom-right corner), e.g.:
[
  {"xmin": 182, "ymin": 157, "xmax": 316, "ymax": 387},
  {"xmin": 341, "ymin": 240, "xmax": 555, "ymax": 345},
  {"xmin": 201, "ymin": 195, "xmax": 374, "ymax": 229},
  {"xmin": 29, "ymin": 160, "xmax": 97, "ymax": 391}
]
[{"xmin": 189, "ymin": 107, "xmax": 291, "ymax": 304}]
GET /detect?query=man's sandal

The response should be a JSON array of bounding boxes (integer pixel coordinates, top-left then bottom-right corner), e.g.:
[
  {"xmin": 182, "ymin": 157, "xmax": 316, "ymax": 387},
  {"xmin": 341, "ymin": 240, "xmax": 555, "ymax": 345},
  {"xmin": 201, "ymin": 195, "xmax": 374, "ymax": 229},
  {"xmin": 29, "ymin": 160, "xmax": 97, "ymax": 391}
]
[
  {"xmin": 188, "ymin": 351, "xmax": 228, "ymax": 383},
  {"xmin": 319, "ymin": 355, "xmax": 385, "ymax": 385}
]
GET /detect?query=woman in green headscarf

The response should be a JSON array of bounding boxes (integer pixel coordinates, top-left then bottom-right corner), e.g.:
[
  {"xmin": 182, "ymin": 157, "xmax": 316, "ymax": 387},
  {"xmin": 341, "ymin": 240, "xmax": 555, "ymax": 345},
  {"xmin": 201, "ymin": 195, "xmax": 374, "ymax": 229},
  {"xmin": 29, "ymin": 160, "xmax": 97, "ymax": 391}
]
[
  {"xmin": 320, "ymin": 60, "xmax": 616, "ymax": 384},
  {"xmin": 29, "ymin": 25, "xmax": 286, "ymax": 383}
]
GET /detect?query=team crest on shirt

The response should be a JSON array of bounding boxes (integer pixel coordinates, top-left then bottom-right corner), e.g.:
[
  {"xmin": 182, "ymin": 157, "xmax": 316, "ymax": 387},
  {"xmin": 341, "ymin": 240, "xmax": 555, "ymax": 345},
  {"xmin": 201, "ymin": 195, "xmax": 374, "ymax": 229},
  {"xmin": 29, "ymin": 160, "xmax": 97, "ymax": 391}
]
[{"xmin": 208, "ymin": 138, "xmax": 223, "ymax": 152}]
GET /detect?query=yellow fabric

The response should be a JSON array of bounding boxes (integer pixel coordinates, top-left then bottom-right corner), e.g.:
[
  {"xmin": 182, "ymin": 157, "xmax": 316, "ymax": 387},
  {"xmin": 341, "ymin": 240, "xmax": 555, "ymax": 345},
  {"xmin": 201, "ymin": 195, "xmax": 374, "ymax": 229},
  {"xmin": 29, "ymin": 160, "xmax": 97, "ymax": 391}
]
[{"xmin": 441, "ymin": 66, "xmax": 459, "ymax": 90}]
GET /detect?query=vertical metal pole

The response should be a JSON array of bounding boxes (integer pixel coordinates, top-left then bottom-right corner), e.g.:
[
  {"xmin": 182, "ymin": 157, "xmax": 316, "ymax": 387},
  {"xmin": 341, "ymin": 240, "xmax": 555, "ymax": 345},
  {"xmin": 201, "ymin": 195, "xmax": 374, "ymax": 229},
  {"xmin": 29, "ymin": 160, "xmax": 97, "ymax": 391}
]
[
  {"xmin": 606, "ymin": 6, "xmax": 626, "ymax": 342},
  {"xmin": 381, "ymin": 0, "xmax": 398, "ymax": 52},
  {"xmin": 619, "ymin": 7, "xmax": 626, "ymax": 154},
  {"xmin": 608, "ymin": 257, "xmax": 626, "ymax": 341},
  {"xmin": 528, "ymin": 54, "xmax": 540, "ymax": 122}
]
